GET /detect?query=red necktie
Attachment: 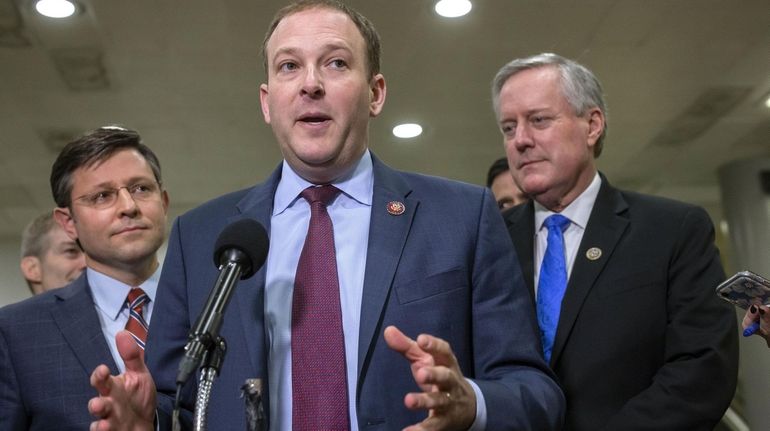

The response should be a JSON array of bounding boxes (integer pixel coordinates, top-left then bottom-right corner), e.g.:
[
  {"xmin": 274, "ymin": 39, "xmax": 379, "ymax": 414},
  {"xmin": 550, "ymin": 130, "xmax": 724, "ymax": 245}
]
[
  {"xmin": 291, "ymin": 185, "xmax": 350, "ymax": 430},
  {"xmin": 125, "ymin": 287, "xmax": 149, "ymax": 351}
]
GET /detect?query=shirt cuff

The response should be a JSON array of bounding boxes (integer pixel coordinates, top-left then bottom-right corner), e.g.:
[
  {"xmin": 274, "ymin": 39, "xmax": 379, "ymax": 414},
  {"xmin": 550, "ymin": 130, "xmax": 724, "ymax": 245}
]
[{"xmin": 466, "ymin": 378, "xmax": 487, "ymax": 431}]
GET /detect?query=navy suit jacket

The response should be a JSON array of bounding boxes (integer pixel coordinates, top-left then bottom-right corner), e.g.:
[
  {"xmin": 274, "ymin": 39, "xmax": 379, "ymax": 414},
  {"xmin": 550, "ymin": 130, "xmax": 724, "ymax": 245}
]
[
  {"xmin": 146, "ymin": 155, "xmax": 565, "ymax": 430},
  {"xmin": 504, "ymin": 175, "xmax": 739, "ymax": 431},
  {"xmin": 0, "ymin": 274, "xmax": 119, "ymax": 430}
]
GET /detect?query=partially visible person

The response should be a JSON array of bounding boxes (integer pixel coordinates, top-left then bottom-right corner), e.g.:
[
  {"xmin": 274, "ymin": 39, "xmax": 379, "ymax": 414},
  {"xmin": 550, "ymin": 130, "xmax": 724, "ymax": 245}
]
[
  {"xmin": 0, "ymin": 126, "xmax": 169, "ymax": 430},
  {"xmin": 743, "ymin": 304, "xmax": 770, "ymax": 346},
  {"xmin": 493, "ymin": 52, "xmax": 738, "ymax": 430},
  {"xmin": 85, "ymin": 2, "xmax": 565, "ymax": 430},
  {"xmin": 19, "ymin": 212, "xmax": 86, "ymax": 295},
  {"xmin": 486, "ymin": 156, "xmax": 528, "ymax": 210}
]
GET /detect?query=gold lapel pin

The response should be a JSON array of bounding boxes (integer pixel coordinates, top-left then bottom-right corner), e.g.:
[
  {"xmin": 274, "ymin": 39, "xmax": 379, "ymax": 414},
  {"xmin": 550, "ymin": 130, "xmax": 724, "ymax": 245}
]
[
  {"xmin": 387, "ymin": 201, "xmax": 405, "ymax": 215},
  {"xmin": 586, "ymin": 247, "xmax": 602, "ymax": 261}
]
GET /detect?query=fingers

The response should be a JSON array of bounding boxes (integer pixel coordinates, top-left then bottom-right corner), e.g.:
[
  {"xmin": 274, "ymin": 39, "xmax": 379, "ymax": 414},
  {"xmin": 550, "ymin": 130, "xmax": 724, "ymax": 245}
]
[
  {"xmin": 116, "ymin": 330, "xmax": 146, "ymax": 373},
  {"xmin": 90, "ymin": 364, "xmax": 113, "ymax": 396},
  {"xmin": 403, "ymin": 379, "xmax": 476, "ymax": 430},
  {"xmin": 383, "ymin": 325, "xmax": 410, "ymax": 352},
  {"xmin": 413, "ymin": 363, "xmax": 454, "ymax": 389},
  {"xmin": 384, "ymin": 326, "xmax": 429, "ymax": 362},
  {"xmin": 742, "ymin": 305, "xmax": 760, "ymax": 329},
  {"xmin": 416, "ymin": 333, "xmax": 458, "ymax": 369},
  {"xmin": 385, "ymin": 327, "xmax": 463, "ymax": 388},
  {"xmin": 758, "ymin": 305, "xmax": 770, "ymax": 333},
  {"xmin": 90, "ymin": 419, "xmax": 114, "ymax": 431},
  {"xmin": 404, "ymin": 389, "xmax": 453, "ymax": 411},
  {"xmin": 390, "ymin": 330, "xmax": 476, "ymax": 430},
  {"xmin": 88, "ymin": 396, "xmax": 107, "ymax": 418}
]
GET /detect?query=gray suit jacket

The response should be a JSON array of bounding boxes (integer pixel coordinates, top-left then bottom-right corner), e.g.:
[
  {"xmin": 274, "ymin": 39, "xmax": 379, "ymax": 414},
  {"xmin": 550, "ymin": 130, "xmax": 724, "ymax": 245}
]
[{"xmin": 0, "ymin": 274, "xmax": 119, "ymax": 430}]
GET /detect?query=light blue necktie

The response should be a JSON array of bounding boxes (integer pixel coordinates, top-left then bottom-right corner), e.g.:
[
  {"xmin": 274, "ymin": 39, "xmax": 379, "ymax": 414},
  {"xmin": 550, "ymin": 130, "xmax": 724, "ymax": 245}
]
[{"xmin": 537, "ymin": 214, "xmax": 571, "ymax": 363}]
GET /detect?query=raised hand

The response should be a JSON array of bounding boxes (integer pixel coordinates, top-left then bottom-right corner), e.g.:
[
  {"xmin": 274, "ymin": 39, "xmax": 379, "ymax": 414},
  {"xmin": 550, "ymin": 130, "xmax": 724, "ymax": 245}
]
[
  {"xmin": 88, "ymin": 330, "xmax": 157, "ymax": 431},
  {"xmin": 384, "ymin": 325, "xmax": 476, "ymax": 431}
]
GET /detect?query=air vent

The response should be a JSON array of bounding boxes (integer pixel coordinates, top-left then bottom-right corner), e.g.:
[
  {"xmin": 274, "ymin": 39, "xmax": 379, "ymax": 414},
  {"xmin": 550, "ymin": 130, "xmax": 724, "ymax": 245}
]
[
  {"xmin": 38, "ymin": 127, "xmax": 82, "ymax": 153},
  {"xmin": 0, "ymin": 0, "xmax": 31, "ymax": 47},
  {"xmin": 50, "ymin": 46, "xmax": 110, "ymax": 91},
  {"xmin": 650, "ymin": 86, "xmax": 751, "ymax": 147}
]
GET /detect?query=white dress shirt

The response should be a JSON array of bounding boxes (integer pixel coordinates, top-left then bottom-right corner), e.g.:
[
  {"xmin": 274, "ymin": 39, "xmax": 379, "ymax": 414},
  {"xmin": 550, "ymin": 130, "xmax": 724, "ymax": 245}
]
[{"xmin": 534, "ymin": 172, "xmax": 602, "ymax": 291}]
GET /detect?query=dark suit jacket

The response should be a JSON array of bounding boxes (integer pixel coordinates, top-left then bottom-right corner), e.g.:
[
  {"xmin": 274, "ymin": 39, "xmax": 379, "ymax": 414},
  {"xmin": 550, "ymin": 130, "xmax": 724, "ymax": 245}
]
[
  {"xmin": 0, "ymin": 274, "xmax": 120, "ymax": 430},
  {"xmin": 504, "ymin": 174, "xmax": 739, "ymax": 431},
  {"xmin": 146, "ymin": 155, "xmax": 565, "ymax": 430}
]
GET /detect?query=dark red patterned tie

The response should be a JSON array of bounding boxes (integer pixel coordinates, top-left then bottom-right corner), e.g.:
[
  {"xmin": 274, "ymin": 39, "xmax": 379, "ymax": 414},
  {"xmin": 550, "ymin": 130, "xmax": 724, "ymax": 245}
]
[
  {"xmin": 291, "ymin": 185, "xmax": 350, "ymax": 430},
  {"xmin": 125, "ymin": 287, "xmax": 149, "ymax": 351}
]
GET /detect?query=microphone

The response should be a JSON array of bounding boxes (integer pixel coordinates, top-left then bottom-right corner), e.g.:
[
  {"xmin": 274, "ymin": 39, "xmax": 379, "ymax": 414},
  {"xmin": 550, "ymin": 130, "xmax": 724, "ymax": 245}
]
[{"xmin": 176, "ymin": 218, "xmax": 269, "ymax": 385}]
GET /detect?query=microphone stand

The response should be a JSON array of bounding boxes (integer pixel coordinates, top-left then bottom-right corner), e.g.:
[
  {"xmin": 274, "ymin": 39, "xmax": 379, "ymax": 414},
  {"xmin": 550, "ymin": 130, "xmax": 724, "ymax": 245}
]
[
  {"xmin": 193, "ymin": 338, "xmax": 227, "ymax": 431},
  {"xmin": 175, "ymin": 257, "xmax": 244, "ymax": 431}
]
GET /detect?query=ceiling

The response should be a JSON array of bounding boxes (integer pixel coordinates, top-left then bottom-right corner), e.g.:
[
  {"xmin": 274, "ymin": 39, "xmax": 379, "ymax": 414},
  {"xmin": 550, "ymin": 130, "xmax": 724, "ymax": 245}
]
[{"xmin": 1, "ymin": 0, "xmax": 769, "ymax": 240}]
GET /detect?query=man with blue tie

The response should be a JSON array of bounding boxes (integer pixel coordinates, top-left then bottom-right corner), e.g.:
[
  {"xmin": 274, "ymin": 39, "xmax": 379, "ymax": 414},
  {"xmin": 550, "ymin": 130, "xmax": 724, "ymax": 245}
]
[
  {"xmin": 0, "ymin": 126, "xmax": 169, "ymax": 430},
  {"xmin": 493, "ymin": 53, "xmax": 739, "ymax": 430},
  {"xmin": 86, "ymin": 1, "xmax": 565, "ymax": 430}
]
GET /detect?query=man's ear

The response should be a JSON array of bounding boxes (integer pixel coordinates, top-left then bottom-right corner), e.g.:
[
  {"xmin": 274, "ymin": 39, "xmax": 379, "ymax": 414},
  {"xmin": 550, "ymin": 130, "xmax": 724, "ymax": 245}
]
[
  {"xmin": 259, "ymin": 83, "xmax": 271, "ymax": 124},
  {"xmin": 53, "ymin": 207, "xmax": 78, "ymax": 241},
  {"xmin": 369, "ymin": 73, "xmax": 387, "ymax": 117},
  {"xmin": 20, "ymin": 256, "xmax": 42, "ymax": 284},
  {"xmin": 586, "ymin": 107, "xmax": 605, "ymax": 148}
]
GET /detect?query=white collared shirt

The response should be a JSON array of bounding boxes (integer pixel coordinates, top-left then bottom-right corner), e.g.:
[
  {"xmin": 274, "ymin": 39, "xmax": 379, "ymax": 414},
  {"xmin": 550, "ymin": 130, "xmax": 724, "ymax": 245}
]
[{"xmin": 534, "ymin": 172, "xmax": 602, "ymax": 292}]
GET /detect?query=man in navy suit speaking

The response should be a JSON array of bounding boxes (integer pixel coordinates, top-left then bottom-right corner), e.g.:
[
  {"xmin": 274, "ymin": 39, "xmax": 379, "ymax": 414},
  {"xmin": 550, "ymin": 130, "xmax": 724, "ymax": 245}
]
[
  {"xmin": 0, "ymin": 126, "xmax": 169, "ymax": 430},
  {"xmin": 87, "ymin": 2, "xmax": 565, "ymax": 430}
]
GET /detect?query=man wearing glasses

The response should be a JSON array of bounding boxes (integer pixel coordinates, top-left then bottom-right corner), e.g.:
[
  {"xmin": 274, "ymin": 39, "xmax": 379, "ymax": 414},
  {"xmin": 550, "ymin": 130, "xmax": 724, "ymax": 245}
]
[{"xmin": 0, "ymin": 126, "xmax": 169, "ymax": 430}]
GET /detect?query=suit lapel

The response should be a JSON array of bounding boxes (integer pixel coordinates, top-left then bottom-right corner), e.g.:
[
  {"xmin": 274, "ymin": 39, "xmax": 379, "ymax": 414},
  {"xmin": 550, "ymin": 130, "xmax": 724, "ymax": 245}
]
[
  {"xmin": 229, "ymin": 165, "xmax": 282, "ymax": 375},
  {"xmin": 51, "ymin": 276, "xmax": 120, "ymax": 375},
  {"xmin": 357, "ymin": 157, "xmax": 416, "ymax": 383},
  {"xmin": 551, "ymin": 176, "xmax": 629, "ymax": 365},
  {"xmin": 505, "ymin": 202, "xmax": 536, "ymax": 303}
]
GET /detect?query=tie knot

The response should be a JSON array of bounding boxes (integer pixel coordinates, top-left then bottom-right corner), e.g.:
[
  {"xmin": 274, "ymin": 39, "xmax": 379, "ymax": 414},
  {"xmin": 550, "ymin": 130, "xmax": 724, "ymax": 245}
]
[
  {"xmin": 301, "ymin": 185, "xmax": 340, "ymax": 206},
  {"xmin": 126, "ymin": 287, "xmax": 148, "ymax": 308},
  {"xmin": 544, "ymin": 214, "xmax": 570, "ymax": 232}
]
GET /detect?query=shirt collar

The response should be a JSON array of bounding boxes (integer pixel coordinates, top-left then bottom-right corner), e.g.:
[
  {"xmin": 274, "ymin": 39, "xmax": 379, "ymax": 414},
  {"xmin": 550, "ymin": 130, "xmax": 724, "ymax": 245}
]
[
  {"xmin": 273, "ymin": 150, "xmax": 374, "ymax": 216},
  {"xmin": 88, "ymin": 265, "xmax": 161, "ymax": 320},
  {"xmin": 534, "ymin": 172, "xmax": 601, "ymax": 231}
]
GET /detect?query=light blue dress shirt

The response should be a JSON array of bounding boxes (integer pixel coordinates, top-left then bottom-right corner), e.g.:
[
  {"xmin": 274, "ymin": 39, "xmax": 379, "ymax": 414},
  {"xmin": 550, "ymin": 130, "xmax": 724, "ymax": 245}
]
[
  {"xmin": 266, "ymin": 151, "xmax": 373, "ymax": 431},
  {"xmin": 89, "ymin": 266, "xmax": 160, "ymax": 373},
  {"xmin": 265, "ymin": 151, "xmax": 486, "ymax": 430}
]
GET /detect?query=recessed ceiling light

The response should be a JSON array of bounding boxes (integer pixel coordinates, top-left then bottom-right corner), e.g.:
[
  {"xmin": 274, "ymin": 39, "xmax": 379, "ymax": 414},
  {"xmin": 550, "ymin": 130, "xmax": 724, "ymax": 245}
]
[
  {"xmin": 393, "ymin": 123, "xmax": 423, "ymax": 139},
  {"xmin": 765, "ymin": 95, "xmax": 770, "ymax": 109},
  {"xmin": 35, "ymin": 0, "xmax": 77, "ymax": 18},
  {"xmin": 435, "ymin": 0, "xmax": 472, "ymax": 18}
]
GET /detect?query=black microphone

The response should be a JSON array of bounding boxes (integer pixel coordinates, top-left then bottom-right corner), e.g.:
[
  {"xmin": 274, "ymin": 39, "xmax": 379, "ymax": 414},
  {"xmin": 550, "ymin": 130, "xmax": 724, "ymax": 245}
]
[{"xmin": 176, "ymin": 218, "xmax": 269, "ymax": 385}]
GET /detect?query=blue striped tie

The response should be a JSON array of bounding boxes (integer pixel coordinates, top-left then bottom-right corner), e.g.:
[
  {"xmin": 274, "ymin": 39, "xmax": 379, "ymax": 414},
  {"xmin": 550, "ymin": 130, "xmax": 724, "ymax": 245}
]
[{"xmin": 537, "ymin": 214, "xmax": 571, "ymax": 363}]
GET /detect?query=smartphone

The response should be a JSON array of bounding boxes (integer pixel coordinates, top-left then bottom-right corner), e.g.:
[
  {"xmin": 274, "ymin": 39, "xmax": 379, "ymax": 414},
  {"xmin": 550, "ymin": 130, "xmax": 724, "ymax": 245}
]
[{"xmin": 716, "ymin": 270, "xmax": 770, "ymax": 309}]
